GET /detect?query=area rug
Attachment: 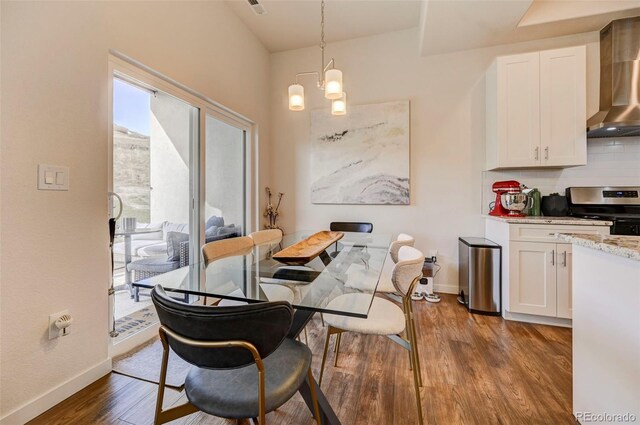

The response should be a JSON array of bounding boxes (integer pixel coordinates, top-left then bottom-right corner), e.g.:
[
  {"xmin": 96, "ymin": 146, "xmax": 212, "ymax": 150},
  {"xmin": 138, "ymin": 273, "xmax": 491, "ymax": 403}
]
[
  {"xmin": 112, "ymin": 337, "xmax": 191, "ymax": 389},
  {"xmin": 113, "ymin": 306, "xmax": 158, "ymax": 341}
]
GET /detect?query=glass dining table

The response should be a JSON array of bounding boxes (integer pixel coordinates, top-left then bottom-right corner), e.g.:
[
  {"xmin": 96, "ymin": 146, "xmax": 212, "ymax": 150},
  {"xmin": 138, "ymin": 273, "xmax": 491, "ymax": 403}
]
[{"xmin": 133, "ymin": 230, "xmax": 391, "ymax": 425}]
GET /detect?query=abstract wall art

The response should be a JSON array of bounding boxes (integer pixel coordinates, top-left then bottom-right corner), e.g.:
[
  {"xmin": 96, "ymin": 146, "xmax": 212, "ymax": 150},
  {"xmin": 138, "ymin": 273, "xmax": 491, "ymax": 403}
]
[{"xmin": 310, "ymin": 100, "xmax": 410, "ymax": 205}]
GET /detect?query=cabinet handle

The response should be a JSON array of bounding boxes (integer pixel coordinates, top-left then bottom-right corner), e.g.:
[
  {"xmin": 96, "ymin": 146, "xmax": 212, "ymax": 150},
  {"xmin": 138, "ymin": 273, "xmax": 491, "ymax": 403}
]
[
  {"xmin": 535, "ymin": 147, "xmax": 539, "ymax": 160},
  {"xmin": 551, "ymin": 249, "xmax": 555, "ymax": 265},
  {"xmin": 544, "ymin": 146, "xmax": 549, "ymax": 160},
  {"xmin": 563, "ymin": 251, "xmax": 567, "ymax": 267}
]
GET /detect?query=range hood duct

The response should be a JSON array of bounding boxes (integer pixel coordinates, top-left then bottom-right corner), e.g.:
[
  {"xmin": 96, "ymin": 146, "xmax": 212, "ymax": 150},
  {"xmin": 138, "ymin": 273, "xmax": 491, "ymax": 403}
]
[{"xmin": 587, "ymin": 16, "xmax": 640, "ymax": 138}]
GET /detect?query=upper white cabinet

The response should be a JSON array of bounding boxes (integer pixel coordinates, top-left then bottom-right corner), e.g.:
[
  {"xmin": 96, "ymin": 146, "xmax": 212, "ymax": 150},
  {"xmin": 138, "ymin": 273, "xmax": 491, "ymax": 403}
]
[{"xmin": 486, "ymin": 46, "xmax": 587, "ymax": 170}]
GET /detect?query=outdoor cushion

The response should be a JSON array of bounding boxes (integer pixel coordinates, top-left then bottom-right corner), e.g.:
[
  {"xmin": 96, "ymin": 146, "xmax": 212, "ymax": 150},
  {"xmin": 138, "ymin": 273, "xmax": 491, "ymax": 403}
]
[
  {"xmin": 206, "ymin": 216, "xmax": 225, "ymax": 229},
  {"xmin": 127, "ymin": 258, "xmax": 180, "ymax": 273},
  {"xmin": 132, "ymin": 222, "xmax": 165, "ymax": 240},
  {"xmin": 205, "ymin": 226, "xmax": 218, "ymax": 240},
  {"xmin": 163, "ymin": 222, "xmax": 189, "ymax": 241},
  {"xmin": 216, "ymin": 224, "xmax": 239, "ymax": 237},
  {"xmin": 112, "ymin": 239, "xmax": 165, "ymax": 256},
  {"xmin": 167, "ymin": 232, "xmax": 189, "ymax": 261},
  {"xmin": 137, "ymin": 242, "xmax": 168, "ymax": 258},
  {"xmin": 184, "ymin": 338, "xmax": 311, "ymax": 419},
  {"xmin": 126, "ymin": 257, "xmax": 180, "ymax": 274}
]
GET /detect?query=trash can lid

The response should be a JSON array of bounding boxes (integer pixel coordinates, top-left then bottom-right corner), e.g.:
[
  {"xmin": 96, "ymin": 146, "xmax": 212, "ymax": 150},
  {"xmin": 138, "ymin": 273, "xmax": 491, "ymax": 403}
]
[{"xmin": 458, "ymin": 237, "xmax": 501, "ymax": 248}]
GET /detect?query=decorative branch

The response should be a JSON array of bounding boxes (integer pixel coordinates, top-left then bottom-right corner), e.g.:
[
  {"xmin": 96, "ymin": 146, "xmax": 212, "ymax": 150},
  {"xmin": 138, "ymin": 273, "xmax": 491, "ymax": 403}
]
[{"xmin": 264, "ymin": 187, "xmax": 284, "ymax": 231}]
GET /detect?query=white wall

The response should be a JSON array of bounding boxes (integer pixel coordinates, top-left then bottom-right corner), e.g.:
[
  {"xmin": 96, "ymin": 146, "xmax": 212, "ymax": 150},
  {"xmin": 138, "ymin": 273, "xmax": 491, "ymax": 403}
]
[
  {"xmin": 149, "ymin": 92, "xmax": 192, "ymax": 225},
  {"xmin": 0, "ymin": 1, "xmax": 270, "ymax": 422},
  {"xmin": 269, "ymin": 28, "xmax": 601, "ymax": 293}
]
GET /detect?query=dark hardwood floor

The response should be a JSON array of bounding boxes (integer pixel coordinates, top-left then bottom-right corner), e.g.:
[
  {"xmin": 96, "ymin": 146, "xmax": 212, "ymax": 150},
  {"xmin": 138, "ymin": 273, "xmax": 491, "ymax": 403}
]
[{"xmin": 28, "ymin": 295, "xmax": 574, "ymax": 425}]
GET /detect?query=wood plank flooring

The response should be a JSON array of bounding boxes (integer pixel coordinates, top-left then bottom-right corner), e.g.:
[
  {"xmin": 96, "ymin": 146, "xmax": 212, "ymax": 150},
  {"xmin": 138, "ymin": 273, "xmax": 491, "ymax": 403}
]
[{"xmin": 28, "ymin": 295, "xmax": 574, "ymax": 425}]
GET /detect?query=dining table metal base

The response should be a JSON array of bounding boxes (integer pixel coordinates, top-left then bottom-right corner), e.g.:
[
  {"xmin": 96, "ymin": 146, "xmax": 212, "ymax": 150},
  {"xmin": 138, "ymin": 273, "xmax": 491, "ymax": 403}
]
[{"xmin": 288, "ymin": 309, "xmax": 342, "ymax": 425}]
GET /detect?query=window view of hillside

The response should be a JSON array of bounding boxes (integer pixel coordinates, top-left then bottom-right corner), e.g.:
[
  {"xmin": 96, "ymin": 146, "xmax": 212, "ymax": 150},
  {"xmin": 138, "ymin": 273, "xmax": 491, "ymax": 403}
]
[{"xmin": 113, "ymin": 78, "xmax": 151, "ymax": 223}]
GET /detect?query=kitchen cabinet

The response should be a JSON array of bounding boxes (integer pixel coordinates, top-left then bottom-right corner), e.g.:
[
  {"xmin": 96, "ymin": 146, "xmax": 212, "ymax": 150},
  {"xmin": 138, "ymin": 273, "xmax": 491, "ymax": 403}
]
[
  {"xmin": 484, "ymin": 219, "xmax": 609, "ymax": 326},
  {"xmin": 509, "ymin": 241, "xmax": 573, "ymax": 318},
  {"xmin": 486, "ymin": 46, "xmax": 586, "ymax": 170},
  {"xmin": 509, "ymin": 241, "xmax": 557, "ymax": 316},
  {"xmin": 555, "ymin": 243, "xmax": 572, "ymax": 319}
]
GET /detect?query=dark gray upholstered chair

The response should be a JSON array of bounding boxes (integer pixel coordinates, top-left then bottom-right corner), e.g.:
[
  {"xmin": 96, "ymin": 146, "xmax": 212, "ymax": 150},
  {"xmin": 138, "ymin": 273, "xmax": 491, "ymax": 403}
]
[
  {"xmin": 329, "ymin": 221, "xmax": 373, "ymax": 258},
  {"xmin": 329, "ymin": 222, "xmax": 374, "ymax": 233},
  {"xmin": 151, "ymin": 286, "xmax": 321, "ymax": 425}
]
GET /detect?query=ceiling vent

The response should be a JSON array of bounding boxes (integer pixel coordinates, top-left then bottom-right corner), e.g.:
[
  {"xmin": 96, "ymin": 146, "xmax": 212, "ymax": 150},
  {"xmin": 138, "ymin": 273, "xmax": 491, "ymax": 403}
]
[{"xmin": 247, "ymin": 0, "xmax": 266, "ymax": 16}]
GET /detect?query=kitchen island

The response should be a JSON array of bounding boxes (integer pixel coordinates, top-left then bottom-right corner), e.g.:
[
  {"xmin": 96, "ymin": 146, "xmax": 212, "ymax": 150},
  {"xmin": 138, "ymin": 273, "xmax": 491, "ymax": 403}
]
[{"xmin": 557, "ymin": 233, "xmax": 640, "ymax": 424}]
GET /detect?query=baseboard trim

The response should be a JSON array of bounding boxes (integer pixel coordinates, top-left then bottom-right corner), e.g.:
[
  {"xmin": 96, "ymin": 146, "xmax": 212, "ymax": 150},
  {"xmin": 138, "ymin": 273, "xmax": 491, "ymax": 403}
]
[
  {"xmin": 503, "ymin": 310, "xmax": 572, "ymax": 328},
  {"xmin": 434, "ymin": 283, "xmax": 458, "ymax": 295},
  {"xmin": 0, "ymin": 358, "xmax": 112, "ymax": 425}
]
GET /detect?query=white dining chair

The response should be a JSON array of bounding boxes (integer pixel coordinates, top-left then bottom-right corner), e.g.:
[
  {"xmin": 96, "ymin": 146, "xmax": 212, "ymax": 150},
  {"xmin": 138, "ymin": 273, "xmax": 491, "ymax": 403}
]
[
  {"xmin": 248, "ymin": 229, "xmax": 295, "ymax": 304},
  {"xmin": 318, "ymin": 245, "xmax": 424, "ymax": 425},
  {"xmin": 202, "ymin": 236, "xmax": 254, "ymax": 266},
  {"xmin": 377, "ymin": 233, "xmax": 415, "ymax": 294},
  {"xmin": 248, "ymin": 229, "xmax": 283, "ymax": 247}
]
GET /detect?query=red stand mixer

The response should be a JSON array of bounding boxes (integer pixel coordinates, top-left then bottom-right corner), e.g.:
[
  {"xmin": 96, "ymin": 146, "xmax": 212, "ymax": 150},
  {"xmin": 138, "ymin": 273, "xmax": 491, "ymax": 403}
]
[{"xmin": 489, "ymin": 180, "xmax": 528, "ymax": 217}]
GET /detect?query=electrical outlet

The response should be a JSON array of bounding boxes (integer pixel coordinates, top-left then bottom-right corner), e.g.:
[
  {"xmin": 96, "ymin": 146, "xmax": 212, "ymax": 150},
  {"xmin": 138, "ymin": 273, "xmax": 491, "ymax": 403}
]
[{"xmin": 49, "ymin": 310, "xmax": 70, "ymax": 340}]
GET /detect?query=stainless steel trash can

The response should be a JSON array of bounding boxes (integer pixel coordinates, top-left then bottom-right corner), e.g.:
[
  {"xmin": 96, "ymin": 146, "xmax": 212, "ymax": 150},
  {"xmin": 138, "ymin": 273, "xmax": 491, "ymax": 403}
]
[{"xmin": 458, "ymin": 237, "xmax": 501, "ymax": 315}]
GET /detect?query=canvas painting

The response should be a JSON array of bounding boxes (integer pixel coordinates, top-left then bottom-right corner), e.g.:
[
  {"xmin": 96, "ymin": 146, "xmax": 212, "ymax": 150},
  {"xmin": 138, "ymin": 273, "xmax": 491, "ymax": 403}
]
[{"xmin": 310, "ymin": 100, "xmax": 410, "ymax": 205}]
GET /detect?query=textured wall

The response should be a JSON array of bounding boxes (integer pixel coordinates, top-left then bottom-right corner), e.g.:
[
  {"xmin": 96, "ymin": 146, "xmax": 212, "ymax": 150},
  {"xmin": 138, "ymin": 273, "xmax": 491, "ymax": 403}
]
[
  {"xmin": 268, "ymin": 28, "xmax": 601, "ymax": 293},
  {"xmin": 0, "ymin": 1, "xmax": 269, "ymax": 421}
]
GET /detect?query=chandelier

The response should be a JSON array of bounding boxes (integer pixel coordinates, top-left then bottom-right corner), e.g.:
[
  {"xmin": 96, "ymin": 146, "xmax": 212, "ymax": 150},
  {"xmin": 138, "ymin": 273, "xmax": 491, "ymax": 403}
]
[{"xmin": 287, "ymin": 0, "xmax": 346, "ymax": 115}]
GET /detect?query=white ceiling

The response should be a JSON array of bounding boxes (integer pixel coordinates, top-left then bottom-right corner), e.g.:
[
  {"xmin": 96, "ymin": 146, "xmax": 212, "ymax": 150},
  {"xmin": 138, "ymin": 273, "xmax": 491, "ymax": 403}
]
[
  {"xmin": 420, "ymin": 0, "xmax": 640, "ymax": 56},
  {"xmin": 225, "ymin": 0, "xmax": 422, "ymax": 52},
  {"xmin": 225, "ymin": 0, "xmax": 640, "ymax": 56}
]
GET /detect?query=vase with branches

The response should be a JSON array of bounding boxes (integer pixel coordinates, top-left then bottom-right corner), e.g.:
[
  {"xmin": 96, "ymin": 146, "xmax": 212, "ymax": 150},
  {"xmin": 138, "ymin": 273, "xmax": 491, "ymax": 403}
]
[{"xmin": 264, "ymin": 187, "xmax": 284, "ymax": 231}]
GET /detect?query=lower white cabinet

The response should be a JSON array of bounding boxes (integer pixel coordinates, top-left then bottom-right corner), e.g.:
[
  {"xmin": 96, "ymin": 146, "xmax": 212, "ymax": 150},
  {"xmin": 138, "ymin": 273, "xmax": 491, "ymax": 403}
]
[
  {"xmin": 509, "ymin": 241, "xmax": 557, "ymax": 316},
  {"xmin": 556, "ymin": 243, "xmax": 572, "ymax": 319},
  {"xmin": 509, "ymin": 241, "xmax": 572, "ymax": 318},
  {"xmin": 485, "ymin": 219, "xmax": 609, "ymax": 326}
]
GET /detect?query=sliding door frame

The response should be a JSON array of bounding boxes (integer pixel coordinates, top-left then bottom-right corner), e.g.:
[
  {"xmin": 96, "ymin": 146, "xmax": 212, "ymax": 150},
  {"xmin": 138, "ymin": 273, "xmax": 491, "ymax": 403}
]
[{"xmin": 107, "ymin": 53, "xmax": 258, "ymax": 355}]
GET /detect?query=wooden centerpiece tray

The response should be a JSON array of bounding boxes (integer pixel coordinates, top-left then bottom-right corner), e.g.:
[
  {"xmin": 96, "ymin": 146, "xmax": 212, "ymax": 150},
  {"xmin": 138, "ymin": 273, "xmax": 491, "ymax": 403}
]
[{"xmin": 273, "ymin": 231, "xmax": 344, "ymax": 266}]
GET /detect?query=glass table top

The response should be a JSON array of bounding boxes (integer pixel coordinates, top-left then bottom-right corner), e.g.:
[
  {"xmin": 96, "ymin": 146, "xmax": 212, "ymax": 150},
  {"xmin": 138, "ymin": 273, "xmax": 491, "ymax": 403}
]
[{"xmin": 134, "ymin": 231, "xmax": 391, "ymax": 318}]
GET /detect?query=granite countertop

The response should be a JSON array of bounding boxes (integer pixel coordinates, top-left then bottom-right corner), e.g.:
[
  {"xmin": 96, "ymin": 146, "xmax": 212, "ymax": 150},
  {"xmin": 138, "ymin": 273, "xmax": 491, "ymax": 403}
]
[
  {"xmin": 484, "ymin": 215, "xmax": 613, "ymax": 226},
  {"xmin": 557, "ymin": 233, "xmax": 640, "ymax": 261}
]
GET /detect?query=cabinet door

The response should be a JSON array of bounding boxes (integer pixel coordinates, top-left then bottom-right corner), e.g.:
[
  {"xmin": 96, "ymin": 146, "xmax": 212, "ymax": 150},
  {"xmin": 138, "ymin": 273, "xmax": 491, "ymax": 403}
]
[
  {"xmin": 509, "ymin": 241, "xmax": 557, "ymax": 316},
  {"xmin": 556, "ymin": 243, "xmax": 573, "ymax": 319},
  {"xmin": 496, "ymin": 52, "xmax": 541, "ymax": 167},
  {"xmin": 540, "ymin": 46, "xmax": 587, "ymax": 167}
]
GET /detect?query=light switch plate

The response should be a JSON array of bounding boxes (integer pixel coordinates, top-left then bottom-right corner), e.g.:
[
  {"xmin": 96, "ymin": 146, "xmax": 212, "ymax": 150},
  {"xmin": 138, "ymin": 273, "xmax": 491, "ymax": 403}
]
[{"xmin": 38, "ymin": 164, "xmax": 69, "ymax": 191}]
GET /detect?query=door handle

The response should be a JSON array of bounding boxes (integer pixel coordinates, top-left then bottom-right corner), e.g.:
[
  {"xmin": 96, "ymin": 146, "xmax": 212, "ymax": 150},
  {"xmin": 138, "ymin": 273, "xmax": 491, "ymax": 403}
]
[
  {"xmin": 535, "ymin": 147, "xmax": 539, "ymax": 160},
  {"xmin": 562, "ymin": 251, "xmax": 567, "ymax": 267},
  {"xmin": 544, "ymin": 146, "xmax": 549, "ymax": 160},
  {"xmin": 551, "ymin": 249, "xmax": 555, "ymax": 265}
]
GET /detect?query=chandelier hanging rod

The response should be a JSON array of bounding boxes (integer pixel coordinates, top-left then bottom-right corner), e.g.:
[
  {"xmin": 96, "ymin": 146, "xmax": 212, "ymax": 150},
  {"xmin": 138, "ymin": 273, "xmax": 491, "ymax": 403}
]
[
  {"xmin": 294, "ymin": 57, "xmax": 334, "ymax": 88},
  {"xmin": 287, "ymin": 0, "xmax": 346, "ymax": 114}
]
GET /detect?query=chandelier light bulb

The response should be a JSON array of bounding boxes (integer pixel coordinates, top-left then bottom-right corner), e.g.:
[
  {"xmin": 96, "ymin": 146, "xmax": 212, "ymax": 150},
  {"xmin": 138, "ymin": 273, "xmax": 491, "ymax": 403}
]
[
  {"xmin": 331, "ymin": 92, "xmax": 347, "ymax": 116},
  {"xmin": 324, "ymin": 69, "xmax": 343, "ymax": 100},
  {"xmin": 288, "ymin": 84, "xmax": 305, "ymax": 111}
]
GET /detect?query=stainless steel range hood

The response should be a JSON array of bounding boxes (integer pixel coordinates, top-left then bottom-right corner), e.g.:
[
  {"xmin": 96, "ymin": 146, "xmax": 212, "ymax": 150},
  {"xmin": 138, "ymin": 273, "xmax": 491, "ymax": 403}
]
[{"xmin": 587, "ymin": 16, "xmax": 640, "ymax": 138}]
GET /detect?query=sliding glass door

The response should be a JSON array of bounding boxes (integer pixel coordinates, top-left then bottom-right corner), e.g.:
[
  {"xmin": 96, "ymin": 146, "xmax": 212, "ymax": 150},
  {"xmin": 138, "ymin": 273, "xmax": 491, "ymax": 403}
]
[
  {"xmin": 204, "ymin": 113, "xmax": 247, "ymax": 240},
  {"xmin": 111, "ymin": 74, "xmax": 199, "ymax": 341},
  {"xmin": 109, "ymin": 58, "xmax": 254, "ymax": 347}
]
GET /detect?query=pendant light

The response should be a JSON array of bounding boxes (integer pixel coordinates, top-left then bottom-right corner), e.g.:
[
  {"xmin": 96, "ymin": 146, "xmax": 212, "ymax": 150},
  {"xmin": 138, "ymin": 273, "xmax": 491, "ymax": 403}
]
[
  {"xmin": 331, "ymin": 92, "xmax": 347, "ymax": 115},
  {"xmin": 287, "ymin": 0, "xmax": 346, "ymax": 115},
  {"xmin": 324, "ymin": 69, "xmax": 343, "ymax": 99},
  {"xmin": 288, "ymin": 84, "xmax": 305, "ymax": 111}
]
